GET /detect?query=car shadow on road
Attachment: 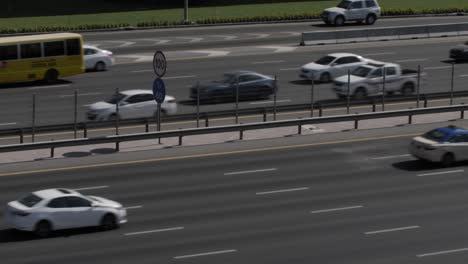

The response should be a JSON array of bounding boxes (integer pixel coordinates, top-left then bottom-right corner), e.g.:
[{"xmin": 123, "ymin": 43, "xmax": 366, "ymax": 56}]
[
  {"xmin": 392, "ymin": 160, "xmax": 466, "ymax": 172},
  {"xmin": 0, "ymin": 227, "xmax": 104, "ymax": 243}
]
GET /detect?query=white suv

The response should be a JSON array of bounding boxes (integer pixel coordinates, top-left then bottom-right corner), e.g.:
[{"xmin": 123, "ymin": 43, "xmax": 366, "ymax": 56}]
[{"xmin": 322, "ymin": 0, "xmax": 381, "ymax": 26}]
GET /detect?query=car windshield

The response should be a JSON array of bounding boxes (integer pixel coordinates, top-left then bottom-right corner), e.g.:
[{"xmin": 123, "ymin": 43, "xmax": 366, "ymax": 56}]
[
  {"xmin": 315, "ymin": 56, "xmax": 336, "ymax": 65},
  {"xmin": 352, "ymin": 66, "xmax": 373, "ymax": 77},
  {"xmin": 220, "ymin": 74, "xmax": 236, "ymax": 84},
  {"xmin": 337, "ymin": 0, "xmax": 352, "ymax": 9},
  {"xmin": 18, "ymin": 193, "xmax": 43, "ymax": 207},
  {"xmin": 422, "ymin": 129, "xmax": 449, "ymax": 142},
  {"xmin": 106, "ymin": 93, "xmax": 126, "ymax": 104}
]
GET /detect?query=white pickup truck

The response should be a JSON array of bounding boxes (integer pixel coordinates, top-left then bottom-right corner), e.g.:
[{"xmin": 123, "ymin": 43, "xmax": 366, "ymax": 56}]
[{"xmin": 333, "ymin": 62, "xmax": 423, "ymax": 99}]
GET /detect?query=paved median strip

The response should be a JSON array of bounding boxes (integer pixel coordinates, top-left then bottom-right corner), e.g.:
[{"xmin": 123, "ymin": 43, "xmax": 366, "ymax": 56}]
[
  {"xmin": 174, "ymin": 249, "xmax": 237, "ymax": 259},
  {"xmin": 224, "ymin": 168, "xmax": 277, "ymax": 176},
  {"xmin": 417, "ymin": 170, "xmax": 464, "ymax": 177},
  {"xmin": 256, "ymin": 187, "xmax": 309, "ymax": 195},
  {"xmin": 365, "ymin": 225, "xmax": 420, "ymax": 235},
  {"xmin": 310, "ymin": 205, "xmax": 363, "ymax": 214},
  {"xmin": 124, "ymin": 226, "xmax": 184, "ymax": 236},
  {"xmin": 417, "ymin": 247, "xmax": 468, "ymax": 257}
]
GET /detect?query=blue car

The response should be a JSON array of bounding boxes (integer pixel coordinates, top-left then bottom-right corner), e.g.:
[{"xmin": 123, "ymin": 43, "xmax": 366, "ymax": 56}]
[{"xmin": 409, "ymin": 125, "xmax": 468, "ymax": 167}]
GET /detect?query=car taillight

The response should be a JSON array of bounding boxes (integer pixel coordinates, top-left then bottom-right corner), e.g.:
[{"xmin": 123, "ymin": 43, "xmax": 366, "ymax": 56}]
[{"xmin": 107, "ymin": 53, "xmax": 113, "ymax": 58}]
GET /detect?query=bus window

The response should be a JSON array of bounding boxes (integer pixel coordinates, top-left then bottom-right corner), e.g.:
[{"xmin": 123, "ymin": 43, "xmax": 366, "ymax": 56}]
[
  {"xmin": 66, "ymin": 39, "xmax": 81, "ymax": 55},
  {"xmin": 44, "ymin": 41, "xmax": 65, "ymax": 57},
  {"xmin": 20, "ymin": 43, "xmax": 41, "ymax": 59},
  {"xmin": 0, "ymin": 45, "xmax": 18, "ymax": 60}
]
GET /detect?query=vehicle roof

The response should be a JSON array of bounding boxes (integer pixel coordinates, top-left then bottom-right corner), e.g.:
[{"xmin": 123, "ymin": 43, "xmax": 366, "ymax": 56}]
[
  {"xmin": 224, "ymin": 70, "xmax": 264, "ymax": 76},
  {"xmin": 120, "ymin": 89, "xmax": 153, "ymax": 96},
  {"xmin": 328, "ymin": 53, "xmax": 362, "ymax": 58},
  {"xmin": 83, "ymin": 44, "xmax": 100, "ymax": 49},
  {"xmin": 364, "ymin": 62, "xmax": 399, "ymax": 68},
  {"xmin": 0, "ymin": 33, "xmax": 82, "ymax": 45},
  {"xmin": 33, "ymin": 188, "xmax": 79, "ymax": 199}
]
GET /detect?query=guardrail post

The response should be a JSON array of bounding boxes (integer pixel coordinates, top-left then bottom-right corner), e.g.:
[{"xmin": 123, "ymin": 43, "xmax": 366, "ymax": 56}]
[
  {"xmin": 50, "ymin": 139, "xmax": 54, "ymax": 158},
  {"xmin": 115, "ymin": 88, "xmax": 120, "ymax": 136},
  {"xmin": 382, "ymin": 67, "xmax": 386, "ymax": 111},
  {"xmin": 179, "ymin": 135, "xmax": 183, "ymax": 146},
  {"xmin": 354, "ymin": 115, "xmax": 358, "ymax": 130},
  {"xmin": 115, "ymin": 142, "xmax": 120, "ymax": 152},
  {"xmin": 346, "ymin": 70, "xmax": 351, "ymax": 115},
  {"xmin": 145, "ymin": 119, "xmax": 149, "ymax": 133},
  {"xmin": 74, "ymin": 90, "xmax": 78, "ymax": 139},
  {"xmin": 196, "ymin": 81, "xmax": 200, "ymax": 128},
  {"xmin": 416, "ymin": 65, "xmax": 421, "ymax": 108},
  {"xmin": 20, "ymin": 129, "xmax": 24, "ymax": 144},
  {"xmin": 461, "ymin": 104, "xmax": 465, "ymax": 119},
  {"xmin": 273, "ymin": 75, "xmax": 278, "ymax": 121},
  {"xmin": 32, "ymin": 94, "xmax": 36, "ymax": 143},
  {"xmin": 319, "ymin": 103, "xmax": 323, "ymax": 117},
  {"xmin": 83, "ymin": 122, "xmax": 88, "ymax": 138},
  {"xmin": 423, "ymin": 94, "xmax": 428, "ymax": 108},
  {"xmin": 310, "ymin": 76, "xmax": 315, "ymax": 117},
  {"xmin": 205, "ymin": 113, "xmax": 209, "ymax": 127},
  {"xmin": 240, "ymin": 129, "xmax": 244, "ymax": 140},
  {"xmin": 298, "ymin": 120, "xmax": 302, "ymax": 135},
  {"xmin": 263, "ymin": 108, "xmax": 267, "ymax": 122},
  {"xmin": 408, "ymin": 110, "xmax": 413, "ymax": 124},
  {"xmin": 450, "ymin": 62, "xmax": 455, "ymax": 105},
  {"xmin": 235, "ymin": 77, "xmax": 240, "ymax": 124}
]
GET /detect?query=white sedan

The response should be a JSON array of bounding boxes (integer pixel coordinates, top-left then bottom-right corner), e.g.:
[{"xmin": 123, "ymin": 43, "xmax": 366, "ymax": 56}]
[
  {"xmin": 84, "ymin": 45, "xmax": 115, "ymax": 71},
  {"xmin": 299, "ymin": 53, "xmax": 371, "ymax": 83},
  {"xmin": 5, "ymin": 188, "xmax": 127, "ymax": 237},
  {"xmin": 87, "ymin": 89, "xmax": 178, "ymax": 121}
]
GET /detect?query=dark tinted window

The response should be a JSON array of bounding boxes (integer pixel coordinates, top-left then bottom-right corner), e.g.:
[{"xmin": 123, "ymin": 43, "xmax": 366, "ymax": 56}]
[
  {"xmin": 125, "ymin": 95, "xmax": 141, "ymax": 104},
  {"xmin": 20, "ymin": 43, "xmax": 41, "ymax": 59},
  {"xmin": 336, "ymin": 56, "xmax": 360, "ymax": 65},
  {"xmin": 140, "ymin": 94, "xmax": 155, "ymax": 102},
  {"xmin": 315, "ymin": 56, "xmax": 336, "ymax": 65},
  {"xmin": 386, "ymin": 67, "xmax": 397, "ymax": 76},
  {"xmin": 0, "ymin": 45, "xmax": 18, "ymax": 60},
  {"xmin": 47, "ymin": 197, "xmax": 68, "ymax": 208},
  {"xmin": 66, "ymin": 197, "xmax": 91, "ymax": 207},
  {"xmin": 66, "ymin": 39, "xmax": 81, "ymax": 55},
  {"xmin": 18, "ymin": 193, "xmax": 43, "ymax": 207},
  {"xmin": 337, "ymin": 0, "xmax": 352, "ymax": 8},
  {"xmin": 44, "ymin": 41, "xmax": 65, "ymax": 57},
  {"xmin": 84, "ymin": 48, "xmax": 97, "ymax": 56},
  {"xmin": 370, "ymin": 68, "xmax": 383, "ymax": 78},
  {"xmin": 352, "ymin": 66, "xmax": 372, "ymax": 77},
  {"xmin": 351, "ymin": 1, "xmax": 363, "ymax": 8},
  {"xmin": 106, "ymin": 93, "xmax": 125, "ymax": 104},
  {"xmin": 365, "ymin": 0, "xmax": 376, "ymax": 7}
]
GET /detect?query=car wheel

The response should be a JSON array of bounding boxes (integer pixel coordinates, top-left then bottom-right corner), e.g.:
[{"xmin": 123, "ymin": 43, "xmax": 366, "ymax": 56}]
[
  {"xmin": 441, "ymin": 153, "xmax": 455, "ymax": 167},
  {"xmin": 353, "ymin": 88, "xmax": 367, "ymax": 100},
  {"xmin": 95, "ymin": 62, "xmax": 106, "ymax": 71},
  {"xmin": 44, "ymin": 69, "xmax": 59, "ymax": 84},
  {"xmin": 334, "ymin": 16, "xmax": 345, "ymax": 26},
  {"xmin": 101, "ymin": 213, "xmax": 118, "ymax": 230},
  {"xmin": 365, "ymin": 14, "xmax": 376, "ymax": 25},
  {"xmin": 401, "ymin": 82, "xmax": 415, "ymax": 96},
  {"xmin": 35, "ymin": 220, "xmax": 52, "ymax": 238},
  {"xmin": 319, "ymin": 72, "xmax": 331, "ymax": 83}
]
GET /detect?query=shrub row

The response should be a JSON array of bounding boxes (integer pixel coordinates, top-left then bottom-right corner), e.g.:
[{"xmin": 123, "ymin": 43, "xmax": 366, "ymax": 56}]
[{"xmin": 0, "ymin": 8, "xmax": 467, "ymax": 34}]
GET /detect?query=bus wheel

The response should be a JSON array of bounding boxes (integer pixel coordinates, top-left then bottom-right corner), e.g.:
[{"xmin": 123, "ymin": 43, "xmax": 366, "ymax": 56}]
[{"xmin": 44, "ymin": 69, "xmax": 59, "ymax": 83}]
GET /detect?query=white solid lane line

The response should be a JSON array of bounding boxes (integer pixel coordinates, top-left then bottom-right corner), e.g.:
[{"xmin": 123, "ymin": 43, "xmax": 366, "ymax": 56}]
[
  {"xmin": 425, "ymin": 66, "xmax": 452, "ymax": 70},
  {"xmin": 395, "ymin": 59, "xmax": 428, "ymax": 62},
  {"xmin": 251, "ymin": 60, "xmax": 285, "ymax": 64},
  {"xmin": 224, "ymin": 168, "xmax": 277, "ymax": 176},
  {"xmin": 417, "ymin": 248, "xmax": 468, "ymax": 257},
  {"xmin": 370, "ymin": 154, "xmax": 411, "ymax": 160},
  {"xmin": 59, "ymin": 92, "xmax": 102, "ymax": 98},
  {"xmin": 250, "ymin": 100, "xmax": 291, "ymax": 105},
  {"xmin": 27, "ymin": 84, "xmax": 71, "ymax": 90},
  {"xmin": 460, "ymin": 74, "xmax": 468, "ymax": 77},
  {"xmin": 73, "ymin": 185, "xmax": 109, "ymax": 191},
  {"xmin": 124, "ymin": 205, "xmax": 143, "ymax": 210},
  {"xmin": 124, "ymin": 227, "xmax": 184, "ymax": 236},
  {"xmin": 174, "ymin": 249, "xmax": 238, "ymax": 259},
  {"xmin": 280, "ymin": 67, "xmax": 300, "ymax": 71},
  {"xmin": 256, "ymin": 187, "xmax": 309, "ymax": 195},
  {"xmin": 131, "ymin": 69, "xmax": 153, "ymax": 73},
  {"xmin": 310, "ymin": 205, "xmax": 363, "ymax": 214},
  {"xmin": 164, "ymin": 75, "xmax": 197, "ymax": 80},
  {"xmin": 0, "ymin": 123, "xmax": 16, "ymax": 126},
  {"xmin": 365, "ymin": 225, "xmax": 420, "ymax": 235},
  {"xmin": 417, "ymin": 170, "xmax": 464, "ymax": 177}
]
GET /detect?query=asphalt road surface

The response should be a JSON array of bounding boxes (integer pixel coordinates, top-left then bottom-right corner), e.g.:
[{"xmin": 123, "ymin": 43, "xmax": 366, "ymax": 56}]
[
  {"xmin": 0, "ymin": 123, "xmax": 468, "ymax": 263},
  {"xmin": 0, "ymin": 16, "xmax": 467, "ymax": 128}
]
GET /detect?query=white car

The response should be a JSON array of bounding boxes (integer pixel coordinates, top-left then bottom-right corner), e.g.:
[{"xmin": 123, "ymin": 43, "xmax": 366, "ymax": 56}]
[
  {"xmin": 321, "ymin": 0, "xmax": 381, "ymax": 26},
  {"xmin": 4, "ymin": 188, "xmax": 127, "ymax": 237},
  {"xmin": 84, "ymin": 45, "xmax": 115, "ymax": 71},
  {"xmin": 299, "ymin": 53, "xmax": 370, "ymax": 83},
  {"xmin": 87, "ymin": 89, "xmax": 177, "ymax": 121},
  {"xmin": 409, "ymin": 126, "xmax": 468, "ymax": 167}
]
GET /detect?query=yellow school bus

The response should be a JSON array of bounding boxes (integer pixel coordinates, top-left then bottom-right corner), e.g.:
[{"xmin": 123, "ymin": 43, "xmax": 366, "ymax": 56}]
[{"xmin": 0, "ymin": 33, "xmax": 84, "ymax": 84}]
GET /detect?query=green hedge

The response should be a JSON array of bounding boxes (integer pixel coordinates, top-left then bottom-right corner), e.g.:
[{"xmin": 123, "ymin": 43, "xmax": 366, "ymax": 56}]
[{"xmin": 0, "ymin": 8, "xmax": 466, "ymax": 34}]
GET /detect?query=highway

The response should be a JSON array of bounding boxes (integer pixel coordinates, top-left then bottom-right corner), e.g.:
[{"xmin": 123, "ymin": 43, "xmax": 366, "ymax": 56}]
[
  {"xmin": 0, "ymin": 16, "xmax": 467, "ymax": 128},
  {"xmin": 0, "ymin": 123, "xmax": 468, "ymax": 263}
]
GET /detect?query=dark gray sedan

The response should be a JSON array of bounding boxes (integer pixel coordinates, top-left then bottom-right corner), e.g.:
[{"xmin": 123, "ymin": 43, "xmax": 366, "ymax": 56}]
[
  {"xmin": 450, "ymin": 41, "xmax": 468, "ymax": 61},
  {"xmin": 190, "ymin": 71, "xmax": 276, "ymax": 103}
]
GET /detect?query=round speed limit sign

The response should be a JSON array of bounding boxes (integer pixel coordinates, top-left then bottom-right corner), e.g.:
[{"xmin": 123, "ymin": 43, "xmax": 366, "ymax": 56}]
[{"xmin": 153, "ymin": 51, "xmax": 167, "ymax": 78}]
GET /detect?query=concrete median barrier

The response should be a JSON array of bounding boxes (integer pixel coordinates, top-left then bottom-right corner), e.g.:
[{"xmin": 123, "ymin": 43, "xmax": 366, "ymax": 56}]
[
  {"xmin": 428, "ymin": 23, "xmax": 459, "ymax": 37},
  {"xmin": 335, "ymin": 29, "xmax": 368, "ymax": 44},
  {"xmin": 396, "ymin": 25, "xmax": 429, "ymax": 40},
  {"xmin": 301, "ymin": 31, "xmax": 337, "ymax": 45},
  {"xmin": 457, "ymin": 23, "xmax": 468, "ymax": 36}
]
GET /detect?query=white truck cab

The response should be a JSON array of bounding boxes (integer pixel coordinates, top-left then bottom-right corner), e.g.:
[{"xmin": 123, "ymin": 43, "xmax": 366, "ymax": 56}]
[{"xmin": 322, "ymin": 0, "xmax": 381, "ymax": 26}]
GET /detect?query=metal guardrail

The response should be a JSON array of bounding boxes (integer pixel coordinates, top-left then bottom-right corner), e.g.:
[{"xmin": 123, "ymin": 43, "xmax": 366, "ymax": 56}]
[
  {"xmin": 300, "ymin": 22, "xmax": 468, "ymax": 45},
  {"xmin": 1, "ymin": 90, "xmax": 468, "ymax": 141},
  {"xmin": 0, "ymin": 104, "xmax": 467, "ymax": 155}
]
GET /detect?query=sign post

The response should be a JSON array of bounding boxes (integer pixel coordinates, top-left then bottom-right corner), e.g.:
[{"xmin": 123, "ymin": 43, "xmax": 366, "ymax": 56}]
[{"xmin": 152, "ymin": 50, "xmax": 167, "ymax": 144}]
